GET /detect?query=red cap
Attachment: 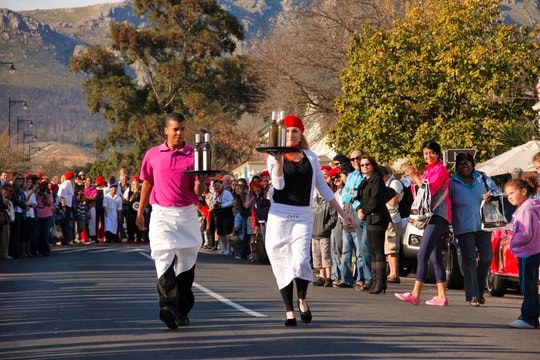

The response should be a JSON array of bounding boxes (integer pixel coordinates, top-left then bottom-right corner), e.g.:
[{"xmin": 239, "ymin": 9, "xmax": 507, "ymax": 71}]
[
  {"xmin": 132, "ymin": 175, "xmax": 141, "ymax": 182},
  {"xmin": 260, "ymin": 170, "xmax": 270, "ymax": 177},
  {"xmin": 64, "ymin": 171, "xmax": 74, "ymax": 180},
  {"xmin": 327, "ymin": 167, "xmax": 340, "ymax": 178},
  {"xmin": 96, "ymin": 175, "xmax": 106, "ymax": 186},
  {"xmin": 321, "ymin": 165, "xmax": 331, "ymax": 171},
  {"xmin": 35, "ymin": 172, "xmax": 43, "ymax": 179},
  {"xmin": 283, "ymin": 115, "xmax": 304, "ymax": 133},
  {"xmin": 250, "ymin": 181, "xmax": 264, "ymax": 189}
]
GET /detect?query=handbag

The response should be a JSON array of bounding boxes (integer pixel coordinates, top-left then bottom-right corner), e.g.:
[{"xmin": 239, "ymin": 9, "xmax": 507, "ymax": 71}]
[
  {"xmin": 410, "ymin": 180, "xmax": 448, "ymax": 230},
  {"xmin": 478, "ymin": 172, "xmax": 507, "ymax": 232},
  {"xmin": 411, "ymin": 216, "xmax": 431, "ymax": 230},
  {"xmin": 409, "ymin": 181, "xmax": 431, "ymax": 220},
  {"xmin": 480, "ymin": 194, "xmax": 507, "ymax": 231}
]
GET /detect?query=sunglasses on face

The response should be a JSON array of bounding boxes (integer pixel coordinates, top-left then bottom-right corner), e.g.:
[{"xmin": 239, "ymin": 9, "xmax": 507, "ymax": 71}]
[
  {"xmin": 360, "ymin": 163, "xmax": 371, "ymax": 167},
  {"xmin": 350, "ymin": 156, "xmax": 362, "ymax": 162},
  {"xmin": 458, "ymin": 161, "xmax": 473, "ymax": 167}
]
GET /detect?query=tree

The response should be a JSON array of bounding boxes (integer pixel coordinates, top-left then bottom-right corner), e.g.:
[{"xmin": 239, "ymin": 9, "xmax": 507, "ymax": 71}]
[
  {"xmin": 333, "ymin": 0, "xmax": 540, "ymax": 163},
  {"xmin": 70, "ymin": 0, "xmax": 260, "ymax": 175},
  {"xmin": 250, "ymin": 0, "xmax": 388, "ymax": 131}
]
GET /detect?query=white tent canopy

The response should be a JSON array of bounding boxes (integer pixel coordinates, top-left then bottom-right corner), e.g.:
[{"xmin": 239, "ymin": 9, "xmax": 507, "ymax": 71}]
[{"xmin": 475, "ymin": 140, "xmax": 540, "ymax": 176}]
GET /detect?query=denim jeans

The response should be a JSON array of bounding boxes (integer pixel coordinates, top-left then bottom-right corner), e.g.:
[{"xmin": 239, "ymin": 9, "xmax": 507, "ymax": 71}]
[
  {"xmin": 355, "ymin": 220, "xmax": 371, "ymax": 283},
  {"xmin": 340, "ymin": 217, "xmax": 370, "ymax": 285},
  {"xmin": 518, "ymin": 254, "xmax": 540, "ymax": 327},
  {"xmin": 331, "ymin": 223, "xmax": 343, "ymax": 281},
  {"xmin": 457, "ymin": 231, "xmax": 493, "ymax": 301}
]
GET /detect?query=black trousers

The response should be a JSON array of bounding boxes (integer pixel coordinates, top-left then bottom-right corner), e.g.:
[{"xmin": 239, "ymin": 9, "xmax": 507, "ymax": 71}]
[
  {"xmin": 157, "ymin": 258, "xmax": 196, "ymax": 317},
  {"xmin": 366, "ymin": 222, "xmax": 388, "ymax": 263}
]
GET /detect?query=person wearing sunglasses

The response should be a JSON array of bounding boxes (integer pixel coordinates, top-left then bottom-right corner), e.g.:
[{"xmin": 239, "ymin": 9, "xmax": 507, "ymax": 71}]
[
  {"xmin": 356, "ymin": 155, "xmax": 391, "ymax": 294},
  {"xmin": 339, "ymin": 149, "xmax": 372, "ymax": 290},
  {"xmin": 449, "ymin": 152, "xmax": 500, "ymax": 306}
]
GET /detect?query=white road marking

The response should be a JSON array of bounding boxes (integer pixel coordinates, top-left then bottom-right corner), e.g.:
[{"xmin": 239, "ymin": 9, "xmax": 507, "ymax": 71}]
[{"xmin": 138, "ymin": 251, "xmax": 267, "ymax": 318}]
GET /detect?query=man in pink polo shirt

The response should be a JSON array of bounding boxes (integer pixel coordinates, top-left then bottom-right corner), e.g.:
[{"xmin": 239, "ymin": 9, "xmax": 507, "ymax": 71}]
[{"xmin": 136, "ymin": 112, "xmax": 207, "ymax": 329}]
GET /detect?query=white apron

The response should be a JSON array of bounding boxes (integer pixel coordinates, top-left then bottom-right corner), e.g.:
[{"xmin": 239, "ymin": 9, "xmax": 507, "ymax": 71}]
[
  {"xmin": 104, "ymin": 209, "xmax": 118, "ymax": 234},
  {"xmin": 149, "ymin": 204, "xmax": 201, "ymax": 279},
  {"xmin": 265, "ymin": 203, "xmax": 314, "ymax": 289}
]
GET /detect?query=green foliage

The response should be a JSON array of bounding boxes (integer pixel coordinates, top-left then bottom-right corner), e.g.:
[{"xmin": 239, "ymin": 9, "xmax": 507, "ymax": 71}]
[
  {"xmin": 332, "ymin": 0, "xmax": 540, "ymax": 165},
  {"xmin": 70, "ymin": 0, "xmax": 260, "ymax": 170}
]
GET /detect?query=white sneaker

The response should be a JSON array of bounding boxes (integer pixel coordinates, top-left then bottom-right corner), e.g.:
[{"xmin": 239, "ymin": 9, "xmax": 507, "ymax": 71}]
[{"xmin": 508, "ymin": 319, "xmax": 535, "ymax": 329}]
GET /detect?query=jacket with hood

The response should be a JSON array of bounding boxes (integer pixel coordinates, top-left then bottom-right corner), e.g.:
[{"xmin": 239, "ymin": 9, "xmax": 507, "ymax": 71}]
[{"xmin": 510, "ymin": 198, "xmax": 540, "ymax": 258}]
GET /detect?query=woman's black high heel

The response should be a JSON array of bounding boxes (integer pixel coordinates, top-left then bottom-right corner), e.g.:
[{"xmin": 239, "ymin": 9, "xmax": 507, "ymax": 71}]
[
  {"xmin": 285, "ymin": 318, "xmax": 297, "ymax": 327},
  {"xmin": 297, "ymin": 300, "xmax": 312, "ymax": 323}
]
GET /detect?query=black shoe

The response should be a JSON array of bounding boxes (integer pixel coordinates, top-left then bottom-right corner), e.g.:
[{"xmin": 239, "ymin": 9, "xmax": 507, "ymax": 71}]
[
  {"xmin": 323, "ymin": 279, "xmax": 333, "ymax": 287},
  {"xmin": 285, "ymin": 318, "xmax": 297, "ymax": 327},
  {"xmin": 387, "ymin": 276, "xmax": 401, "ymax": 283},
  {"xmin": 478, "ymin": 297, "xmax": 486, "ymax": 305},
  {"xmin": 362, "ymin": 282, "xmax": 372, "ymax": 291},
  {"xmin": 178, "ymin": 315, "xmax": 190, "ymax": 326},
  {"xmin": 159, "ymin": 307, "xmax": 178, "ymax": 329},
  {"xmin": 298, "ymin": 300, "xmax": 312, "ymax": 324},
  {"xmin": 312, "ymin": 278, "xmax": 325, "ymax": 286},
  {"xmin": 334, "ymin": 281, "xmax": 353, "ymax": 288}
]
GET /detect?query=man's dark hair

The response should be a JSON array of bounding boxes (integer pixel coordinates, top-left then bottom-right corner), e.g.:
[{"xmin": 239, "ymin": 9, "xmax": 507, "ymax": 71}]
[{"xmin": 164, "ymin": 112, "xmax": 186, "ymax": 127}]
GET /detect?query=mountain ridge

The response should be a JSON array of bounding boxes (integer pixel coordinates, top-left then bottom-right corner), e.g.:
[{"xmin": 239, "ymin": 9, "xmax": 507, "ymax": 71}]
[{"xmin": 1, "ymin": 0, "xmax": 540, "ymax": 146}]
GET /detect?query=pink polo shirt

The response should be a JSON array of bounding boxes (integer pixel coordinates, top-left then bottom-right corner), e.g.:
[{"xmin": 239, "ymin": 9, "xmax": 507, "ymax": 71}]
[{"xmin": 140, "ymin": 141, "xmax": 198, "ymax": 207}]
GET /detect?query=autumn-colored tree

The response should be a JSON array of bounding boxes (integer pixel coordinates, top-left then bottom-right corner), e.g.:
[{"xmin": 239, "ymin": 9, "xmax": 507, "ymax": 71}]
[
  {"xmin": 333, "ymin": 0, "xmax": 540, "ymax": 164},
  {"xmin": 70, "ymin": 0, "xmax": 261, "ymax": 175},
  {"xmin": 250, "ymin": 0, "xmax": 388, "ymax": 130}
]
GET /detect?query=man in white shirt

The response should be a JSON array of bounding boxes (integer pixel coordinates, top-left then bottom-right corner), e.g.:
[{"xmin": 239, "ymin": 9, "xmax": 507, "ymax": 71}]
[{"xmin": 58, "ymin": 171, "xmax": 75, "ymax": 245}]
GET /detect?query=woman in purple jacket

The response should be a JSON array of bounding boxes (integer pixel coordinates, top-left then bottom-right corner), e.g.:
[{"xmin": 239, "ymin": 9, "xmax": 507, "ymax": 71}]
[{"xmin": 505, "ymin": 176, "xmax": 540, "ymax": 329}]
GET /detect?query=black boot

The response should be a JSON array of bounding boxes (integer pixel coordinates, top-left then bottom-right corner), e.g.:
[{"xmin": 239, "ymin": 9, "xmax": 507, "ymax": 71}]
[{"xmin": 369, "ymin": 262, "xmax": 387, "ymax": 294}]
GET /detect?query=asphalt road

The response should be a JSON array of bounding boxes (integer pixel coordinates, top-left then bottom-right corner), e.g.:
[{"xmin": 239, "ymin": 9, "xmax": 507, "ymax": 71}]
[{"xmin": 0, "ymin": 243, "xmax": 538, "ymax": 360}]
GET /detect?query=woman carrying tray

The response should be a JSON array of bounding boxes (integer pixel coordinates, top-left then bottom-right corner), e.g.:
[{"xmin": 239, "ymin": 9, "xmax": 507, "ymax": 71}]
[{"xmin": 265, "ymin": 114, "xmax": 356, "ymax": 327}]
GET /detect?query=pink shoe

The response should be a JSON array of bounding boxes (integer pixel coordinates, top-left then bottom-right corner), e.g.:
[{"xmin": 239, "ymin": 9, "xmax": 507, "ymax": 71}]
[
  {"xmin": 425, "ymin": 297, "xmax": 448, "ymax": 306},
  {"xmin": 395, "ymin": 292, "xmax": 419, "ymax": 305}
]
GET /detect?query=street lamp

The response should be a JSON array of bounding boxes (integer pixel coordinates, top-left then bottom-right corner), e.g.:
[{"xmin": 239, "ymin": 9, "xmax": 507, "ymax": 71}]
[
  {"xmin": 0, "ymin": 61, "xmax": 16, "ymax": 73},
  {"xmin": 7, "ymin": 96, "xmax": 29, "ymax": 148},
  {"xmin": 16, "ymin": 116, "xmax": 33, "ymax": 146}
]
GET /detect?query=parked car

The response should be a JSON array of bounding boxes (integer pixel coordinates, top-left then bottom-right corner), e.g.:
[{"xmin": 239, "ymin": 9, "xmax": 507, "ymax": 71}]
[{"xmin": 487, "ymin": 229, "xmax": 520, "ymax": 297}]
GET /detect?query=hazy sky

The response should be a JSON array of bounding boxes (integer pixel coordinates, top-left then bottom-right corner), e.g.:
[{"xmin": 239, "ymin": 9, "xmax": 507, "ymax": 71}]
[{"xmin": 0, "ymin": 0, "xmax": 124, "ymax": 11}]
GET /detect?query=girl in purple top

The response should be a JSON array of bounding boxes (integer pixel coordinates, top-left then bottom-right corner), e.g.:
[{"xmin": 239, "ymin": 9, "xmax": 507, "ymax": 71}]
[{"xmin": 505, "ymin": 177, "xmax": 540, "ymax": 329}]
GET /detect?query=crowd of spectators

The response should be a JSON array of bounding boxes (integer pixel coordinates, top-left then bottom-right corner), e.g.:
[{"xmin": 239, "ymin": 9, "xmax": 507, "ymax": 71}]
[{"xmin": 0, "ymin": 168, "xmax": 148, "ymax": 260}]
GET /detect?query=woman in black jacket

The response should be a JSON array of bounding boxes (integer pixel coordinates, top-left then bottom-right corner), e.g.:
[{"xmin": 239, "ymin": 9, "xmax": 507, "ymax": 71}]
[{"xmin": 357, "ymin": 155, "xmax": 391, "ymax": 294}]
